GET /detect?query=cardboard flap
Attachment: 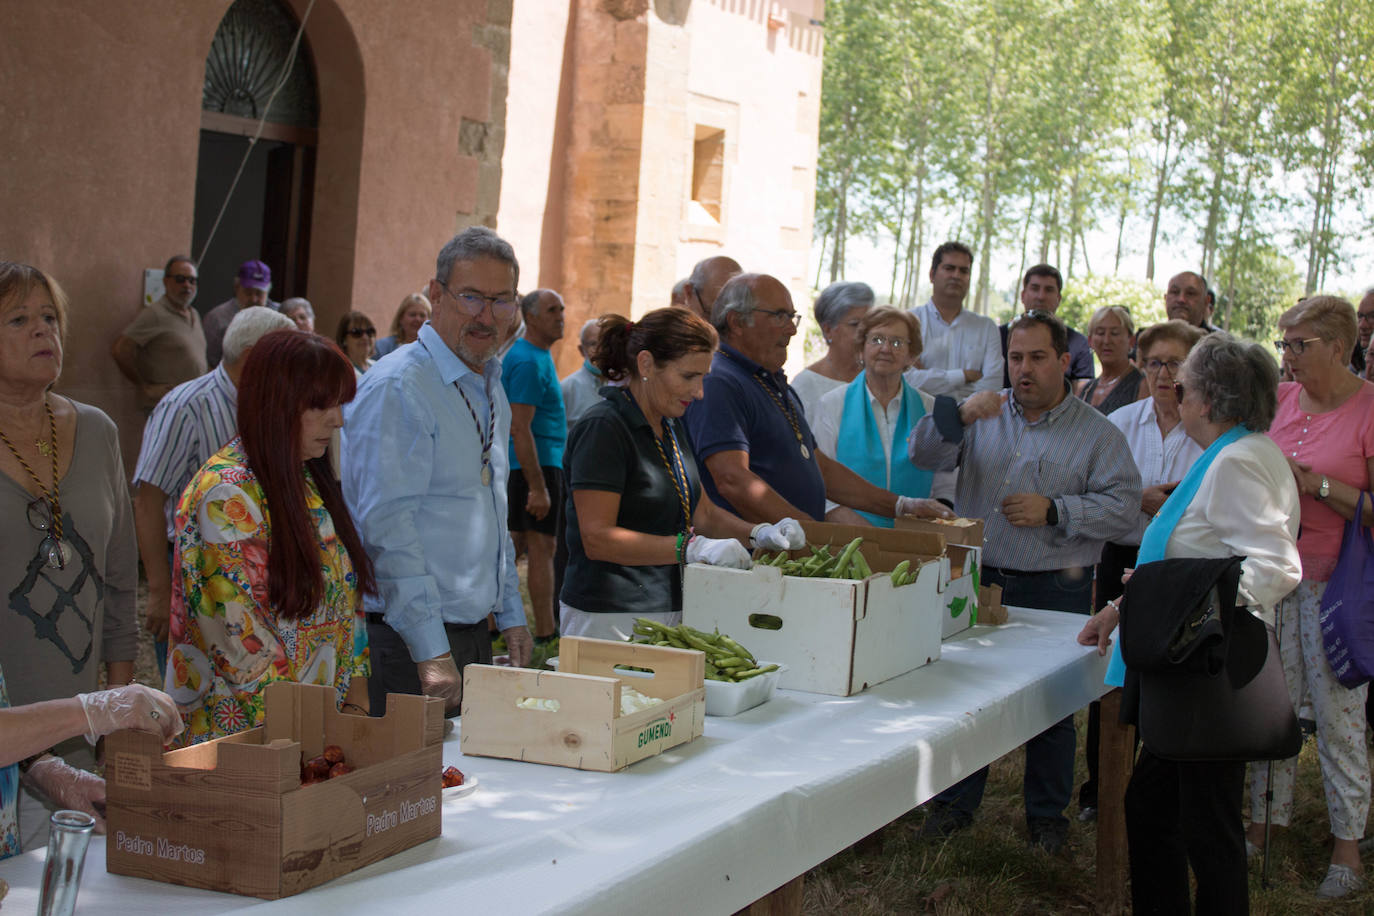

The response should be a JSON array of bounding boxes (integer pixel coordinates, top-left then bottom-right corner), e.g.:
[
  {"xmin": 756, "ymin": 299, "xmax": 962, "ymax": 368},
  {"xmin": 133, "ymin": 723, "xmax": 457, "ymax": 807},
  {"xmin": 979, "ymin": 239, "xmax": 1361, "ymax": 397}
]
[
  {"xmin": 111, "ymin": 727, "xmax": 299, "ymax": 795},
  {"xmin": 559, "ymin": 636, "xmax": 704, "ymax": 701},
  {"xmin": 261, "ymin": 682, "xmax": 441, "ymax": 770}
]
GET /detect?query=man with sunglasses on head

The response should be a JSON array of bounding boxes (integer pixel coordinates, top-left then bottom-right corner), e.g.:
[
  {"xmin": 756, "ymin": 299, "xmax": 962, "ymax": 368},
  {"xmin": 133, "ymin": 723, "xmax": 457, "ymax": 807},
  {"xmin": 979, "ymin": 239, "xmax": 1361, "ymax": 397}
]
[
  {"xmin": 684, "ymin": 273, "xmax": 953, "ymax": 526},
  {"xmin": 681, "ymin": 255, "xmax": 742, "ymax": 322},
  {"xmin": 111, "ymin": 255, "xmax": 207, "ymax": 411},
  {"xmin": 342, "ymin": 228, "xmax": 533, "ymax": 718}
]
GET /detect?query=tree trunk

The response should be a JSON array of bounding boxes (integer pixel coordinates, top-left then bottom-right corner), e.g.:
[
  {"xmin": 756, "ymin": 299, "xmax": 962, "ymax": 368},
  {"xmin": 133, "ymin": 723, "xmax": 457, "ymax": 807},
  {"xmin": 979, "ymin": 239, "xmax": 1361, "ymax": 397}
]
[
  {"xmin": 830, "ymin": 176, "xmax": 848, "ymax": 285},
  {"xmin": 1145, "ymin": 116, "xmax": 1176, "ymax": 282}
]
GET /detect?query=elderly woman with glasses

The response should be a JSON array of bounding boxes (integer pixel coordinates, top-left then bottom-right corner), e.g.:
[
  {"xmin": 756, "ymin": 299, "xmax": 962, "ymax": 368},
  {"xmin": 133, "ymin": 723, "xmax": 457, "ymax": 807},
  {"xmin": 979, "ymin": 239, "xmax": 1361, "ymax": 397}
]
[
  {"xmin": 812, "ymin": 306, "xmax": 948, "ymax": 525},
  {"xmin": 0, "ymin": 262, "xmax": 137, "ymax": 848},
  {"xmin": 1079, "ymin": 333, "xmax": 1301, "ymax": 915},
  {"xmin": 791, "ymin": 281, "xmax": 874, "ymax": 419},
  {"xmin": 1243, "ymin": 295, "xmax": 1374, "ymax": 898},
  {"xmin": 336, "ymin": 311, "xmax": 377, "ymax": 378},
  {"xmin": 1081, "ymin": 306, "xmax": 1144, "ymax": 415}
]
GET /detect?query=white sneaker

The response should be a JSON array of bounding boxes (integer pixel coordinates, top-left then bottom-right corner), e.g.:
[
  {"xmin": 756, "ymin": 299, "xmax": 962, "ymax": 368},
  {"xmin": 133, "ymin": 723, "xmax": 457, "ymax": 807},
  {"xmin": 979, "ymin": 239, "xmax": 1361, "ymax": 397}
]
[{"xmin": 1316, "ymin": 864, "xmax": 1364, "ymax": 899}]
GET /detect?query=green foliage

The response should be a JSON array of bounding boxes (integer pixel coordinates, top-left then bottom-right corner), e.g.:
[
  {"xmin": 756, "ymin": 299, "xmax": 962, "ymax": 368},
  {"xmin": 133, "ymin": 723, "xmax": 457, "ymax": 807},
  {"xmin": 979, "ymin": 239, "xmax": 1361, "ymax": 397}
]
[
  {"xmin": 1058, "ymin": 274, "xmax": 1165, "ymax": 335},
  {"xmin": 815, "ymin": 0, "xmax": 1374, "ymax": 312}
]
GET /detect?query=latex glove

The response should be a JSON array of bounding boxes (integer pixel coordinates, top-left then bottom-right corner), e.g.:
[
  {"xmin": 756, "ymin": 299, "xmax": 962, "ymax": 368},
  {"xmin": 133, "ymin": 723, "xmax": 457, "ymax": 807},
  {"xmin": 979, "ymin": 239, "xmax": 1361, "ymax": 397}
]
[
  {"xmin": 685, "ymin": 535, "xmax": 753, "ymax": 569},
  {"xmin": 751, "ymin": 518, "xmax": 806, "ymax": 551},
  {"xmin": 503, "ymin": 625, "xmax": 534, "ymax": 669},
  {"xmin": 895, "ymin": 496, "xmax": 956, "ymax": 519},
  {"xmin": 78, "ymin": 684, "xmax": 183, "ymax": 744},
  {"xmin": 416, "ymin": 654, "xmax": 463, "ymax": 713},
  {"xmin": 24, "ymin": 757, "xmax": 107, "ymax": 833}
]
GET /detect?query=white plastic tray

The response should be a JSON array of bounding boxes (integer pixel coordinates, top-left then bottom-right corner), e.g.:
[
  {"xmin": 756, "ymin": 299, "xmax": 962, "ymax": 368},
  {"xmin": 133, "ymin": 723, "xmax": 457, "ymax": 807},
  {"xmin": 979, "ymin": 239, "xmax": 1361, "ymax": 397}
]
[{"xmin": 547, "ymin": 657, "xmax": 785, "ymax": 717}]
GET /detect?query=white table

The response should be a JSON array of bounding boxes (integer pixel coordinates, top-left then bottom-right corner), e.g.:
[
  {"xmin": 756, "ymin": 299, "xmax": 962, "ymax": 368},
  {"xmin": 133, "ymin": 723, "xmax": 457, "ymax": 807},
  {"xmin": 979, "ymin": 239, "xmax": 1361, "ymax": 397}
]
[{"xmin": 1, "ymin": 607, "xmax": 1108, "ymax": 914}]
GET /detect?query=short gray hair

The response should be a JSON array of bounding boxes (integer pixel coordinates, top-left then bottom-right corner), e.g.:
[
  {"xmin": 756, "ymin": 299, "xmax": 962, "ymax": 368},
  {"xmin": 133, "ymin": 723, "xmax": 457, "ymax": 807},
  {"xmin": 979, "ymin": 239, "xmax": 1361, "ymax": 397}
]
[
  {"xmin": 434, "ymin": 226, "xmax": 519, "ymax": 289},
  {"xmin": 813, "ymin": 281, "xmax": 874, "ymax": 328},
  {"xmin": 281, "ymin": 296, "xmax": 313, "ymax": 319},
  {"xmin": 222, "ymin": 306, "xmax": 295, "ymax": 365},
  {"xmin": 520, "ymin": 288, "xmax": 557, "ymax": 317},
  {"xmin": 711, "ymin": 274, "xmax": 759, "ymax": 334},
  {"xmin": 1182, "ymin": 332, "xmax": 1279, "ymax": 432}
]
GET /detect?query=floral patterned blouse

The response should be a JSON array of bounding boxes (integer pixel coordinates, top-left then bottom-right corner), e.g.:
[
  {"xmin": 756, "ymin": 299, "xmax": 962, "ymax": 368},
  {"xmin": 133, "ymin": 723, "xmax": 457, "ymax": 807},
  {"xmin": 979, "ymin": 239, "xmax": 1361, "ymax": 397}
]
[
  {"xmin": 0, "ymin": 663, "xmax": 19, "ymax": 860},
  {"xmin": 167, "ymin": 439, "xmax": 368, "ymax": 745}
]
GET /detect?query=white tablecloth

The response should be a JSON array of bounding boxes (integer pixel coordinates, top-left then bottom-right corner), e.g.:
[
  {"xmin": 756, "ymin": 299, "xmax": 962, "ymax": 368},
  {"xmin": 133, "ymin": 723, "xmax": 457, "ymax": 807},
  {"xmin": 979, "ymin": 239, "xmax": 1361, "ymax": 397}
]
[{"xmin": 1, "ymin": 607, "xmax": 1108, "ymax": 915}]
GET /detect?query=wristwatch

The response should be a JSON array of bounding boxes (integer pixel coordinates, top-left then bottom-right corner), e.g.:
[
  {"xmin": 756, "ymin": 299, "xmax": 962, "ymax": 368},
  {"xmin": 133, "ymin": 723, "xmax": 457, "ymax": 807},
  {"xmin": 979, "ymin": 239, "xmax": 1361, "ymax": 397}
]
[
  {"xmin": 1317, "ymin": 475, "xmax": 1330, "ymax": 500},
  {"xmin": 1045, "ymin": 500, "xmax": 1059, "ymax": 526}
]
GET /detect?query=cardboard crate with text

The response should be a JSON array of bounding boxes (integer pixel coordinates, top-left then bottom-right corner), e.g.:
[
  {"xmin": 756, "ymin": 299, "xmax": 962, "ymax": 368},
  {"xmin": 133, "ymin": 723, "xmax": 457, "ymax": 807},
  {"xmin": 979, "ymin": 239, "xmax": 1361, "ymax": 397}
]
[
  {"xmin": 683, "ymin": 521, "xmax": 956, "ymax": 696},
  {"xmin": 896, "ymin": 516, "xmax": 983, "ymax": 637},
  {"xmin": 105, "ymin": 683, "xmax": 444, "ymax": 900},
  {"xmin": 460, "ymin": 637, "xmax": 705, "ymax": 772}
]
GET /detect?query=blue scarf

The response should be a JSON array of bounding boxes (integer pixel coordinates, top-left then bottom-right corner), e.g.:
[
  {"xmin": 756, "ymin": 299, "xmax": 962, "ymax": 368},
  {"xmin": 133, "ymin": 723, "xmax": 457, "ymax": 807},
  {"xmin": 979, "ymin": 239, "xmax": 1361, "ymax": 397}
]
[
  {"xmin": 835, "ymin": 372, "xmax": 932, "ymax": 527},
  {"xmin": 1104, "ymin": 424, "xmax": 1250, "ymax": 686},
  {"xmin": 583, "ymin": 359, "xmax": 602, "ymax": 377}
]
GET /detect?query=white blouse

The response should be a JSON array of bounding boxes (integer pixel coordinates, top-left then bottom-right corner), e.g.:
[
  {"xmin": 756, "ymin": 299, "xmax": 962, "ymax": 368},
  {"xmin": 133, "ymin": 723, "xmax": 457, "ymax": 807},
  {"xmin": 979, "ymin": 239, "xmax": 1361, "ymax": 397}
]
[
  {"xmin": 1108, "ymin": 397, "xmax": 1205, "ymax": 546},
  {"xmin": 1164, "ymin": 432, "xmax": 1301, "ymax": 623},
  {"xmin": 791, "ymin": 368, "xmax": 847, "ymax": 423}
]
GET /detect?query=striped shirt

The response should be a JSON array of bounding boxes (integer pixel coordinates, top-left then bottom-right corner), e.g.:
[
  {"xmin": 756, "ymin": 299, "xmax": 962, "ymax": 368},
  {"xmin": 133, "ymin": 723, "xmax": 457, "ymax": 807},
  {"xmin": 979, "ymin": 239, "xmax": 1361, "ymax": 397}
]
[
  {"xmin": 131, "ymin": 364, "xmax": 237, "ymax": 538},
  {"xmin": 908, "ymin": 387, "xmax": 1141, "ymax": 571}
]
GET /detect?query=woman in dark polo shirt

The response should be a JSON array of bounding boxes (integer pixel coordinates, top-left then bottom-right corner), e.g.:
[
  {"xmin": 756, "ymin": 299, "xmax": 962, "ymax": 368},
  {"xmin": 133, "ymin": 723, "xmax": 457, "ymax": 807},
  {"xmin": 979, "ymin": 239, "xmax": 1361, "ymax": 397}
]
[{"xmin": 560, "ymin": 308, "xmax": 805, "ymax": 641}]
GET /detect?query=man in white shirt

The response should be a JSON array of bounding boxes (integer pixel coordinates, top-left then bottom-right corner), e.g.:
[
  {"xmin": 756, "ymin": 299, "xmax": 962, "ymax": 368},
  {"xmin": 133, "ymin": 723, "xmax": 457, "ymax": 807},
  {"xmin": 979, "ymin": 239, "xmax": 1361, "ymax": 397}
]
[
  {"xmin": 904, "ymin": 242, "xmax": 1003, "ymax": 400},
  {"xmin": 560, "ymin": 319, "xmax": 604, "ymax": 431}
]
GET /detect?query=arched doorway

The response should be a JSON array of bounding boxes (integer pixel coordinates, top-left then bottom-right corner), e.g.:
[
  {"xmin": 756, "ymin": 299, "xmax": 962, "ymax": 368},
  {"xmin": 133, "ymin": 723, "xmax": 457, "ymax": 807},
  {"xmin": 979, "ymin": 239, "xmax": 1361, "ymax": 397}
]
[{"xmin": 193, "ymin": 0, "xmax": 319, "ymax": 310}]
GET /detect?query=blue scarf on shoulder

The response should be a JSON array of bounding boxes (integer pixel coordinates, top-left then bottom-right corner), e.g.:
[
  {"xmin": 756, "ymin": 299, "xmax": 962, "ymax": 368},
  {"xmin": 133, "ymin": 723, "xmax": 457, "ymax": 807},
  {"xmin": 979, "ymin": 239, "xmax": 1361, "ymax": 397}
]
[
  {"xmin": 835, "ymin": 371, "xmax": 932, "ymax": 527},
  {"xmin": 1104, "ymin": 424, "xmax": 1250, "ymax": 686}
]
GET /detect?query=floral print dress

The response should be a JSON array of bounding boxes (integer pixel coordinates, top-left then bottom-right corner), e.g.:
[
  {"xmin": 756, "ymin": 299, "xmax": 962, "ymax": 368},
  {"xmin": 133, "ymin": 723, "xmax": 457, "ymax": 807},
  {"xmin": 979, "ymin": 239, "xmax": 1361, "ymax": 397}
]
[
  {"xmin": 0, "ymin": 663, "xmax": 19, "ymax": 860},
  {"xmin": 166, "ymin": 439, "xmax": 368, "ymax": 745}
]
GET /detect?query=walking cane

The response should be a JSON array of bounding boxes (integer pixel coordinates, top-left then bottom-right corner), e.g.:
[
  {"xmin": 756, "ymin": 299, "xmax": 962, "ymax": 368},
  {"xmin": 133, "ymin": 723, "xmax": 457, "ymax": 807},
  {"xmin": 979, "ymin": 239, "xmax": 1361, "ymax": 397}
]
[{"xmin": 1260, "ymin": 595, "xmax": 1287, "ymax": 890}]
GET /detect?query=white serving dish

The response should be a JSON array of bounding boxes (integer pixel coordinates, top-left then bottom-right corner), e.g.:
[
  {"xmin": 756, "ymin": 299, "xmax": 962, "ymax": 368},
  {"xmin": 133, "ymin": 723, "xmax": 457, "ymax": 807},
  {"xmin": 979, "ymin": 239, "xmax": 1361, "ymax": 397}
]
[{"xmin": 549, "ymin": 656, "xmax": 784, "ymax": 717}]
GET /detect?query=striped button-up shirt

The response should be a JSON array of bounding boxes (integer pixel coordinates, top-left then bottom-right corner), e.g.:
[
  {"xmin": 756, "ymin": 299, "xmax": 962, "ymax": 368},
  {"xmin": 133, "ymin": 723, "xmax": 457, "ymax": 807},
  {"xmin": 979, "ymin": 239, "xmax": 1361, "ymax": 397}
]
[
  {"xmin": 131, "ymin": 363, "xmax": 238, "ymax": 538},
  {"xmin": 908, "ymin": 387, "xmax": 1141, "ymax": 571}
]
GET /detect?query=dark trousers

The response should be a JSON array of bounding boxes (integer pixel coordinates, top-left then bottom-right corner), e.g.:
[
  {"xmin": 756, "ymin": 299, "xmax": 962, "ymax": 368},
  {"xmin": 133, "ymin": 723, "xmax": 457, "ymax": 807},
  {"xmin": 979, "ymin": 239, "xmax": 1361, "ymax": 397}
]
[
  {"xmin": 932, "ymin": 565, "xmax": 1094, "ymax": 826},
  {"xmin": 365, "ymin": 614, "xmax": 492, "ymax": 718},
  {"xmin": 1081, "ymin": 540, "xmax": 1139, "ymax": 809},
  {"xmin": 1126, "ymin": 748, "xmax": 1249, "ymax": 915}
]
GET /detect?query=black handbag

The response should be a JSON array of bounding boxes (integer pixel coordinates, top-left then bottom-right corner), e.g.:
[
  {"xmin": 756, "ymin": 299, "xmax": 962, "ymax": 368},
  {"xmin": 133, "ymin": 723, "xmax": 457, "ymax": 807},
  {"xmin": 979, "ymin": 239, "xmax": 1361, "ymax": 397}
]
[{"xmin": 1119, "ymin": 556, "xmax": 1301, "ymax": 762}]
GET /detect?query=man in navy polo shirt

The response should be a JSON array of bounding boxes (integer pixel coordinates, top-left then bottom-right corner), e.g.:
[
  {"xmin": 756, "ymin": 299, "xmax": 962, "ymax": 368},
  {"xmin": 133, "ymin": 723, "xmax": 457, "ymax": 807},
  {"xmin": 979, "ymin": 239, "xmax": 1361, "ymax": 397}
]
[{"xmin": 683, "ymin": 273, "xmax": 950, "ymax": 525}]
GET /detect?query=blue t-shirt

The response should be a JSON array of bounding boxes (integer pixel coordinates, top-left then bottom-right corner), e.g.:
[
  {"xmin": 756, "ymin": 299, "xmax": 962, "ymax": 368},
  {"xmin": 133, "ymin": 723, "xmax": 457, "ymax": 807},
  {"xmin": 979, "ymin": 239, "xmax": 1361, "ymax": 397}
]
[
  {"xmin": 501, "ymin": 337, "xmax": 567, "ymax": 469},
  {"xmin": 682, "ymin": 343, "xmax": 826, "ymax": 520}
]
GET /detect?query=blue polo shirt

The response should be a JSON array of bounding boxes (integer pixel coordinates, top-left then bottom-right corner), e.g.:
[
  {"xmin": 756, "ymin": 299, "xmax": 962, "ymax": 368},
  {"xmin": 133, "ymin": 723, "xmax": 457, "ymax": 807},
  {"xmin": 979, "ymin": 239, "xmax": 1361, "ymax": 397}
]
[
  {"xmin": 502, "ymin": 337, "xmax": 566, "ymax": 469},
  {"xmin": 682, "ymin": 342, "xmax": 826, "ymax": 520}
]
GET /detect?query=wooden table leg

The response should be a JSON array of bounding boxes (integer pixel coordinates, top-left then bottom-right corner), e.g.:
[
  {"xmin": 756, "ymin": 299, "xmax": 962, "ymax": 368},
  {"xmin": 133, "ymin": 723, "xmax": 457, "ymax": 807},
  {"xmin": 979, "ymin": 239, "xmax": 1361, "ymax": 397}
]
[
  {"xmin": 734, "ymin": 874, "xmax": 804, "ymax": 916},
  {"xmin": 1095, "ymin": 688, "xmax": 1133, "ymax": 915}
]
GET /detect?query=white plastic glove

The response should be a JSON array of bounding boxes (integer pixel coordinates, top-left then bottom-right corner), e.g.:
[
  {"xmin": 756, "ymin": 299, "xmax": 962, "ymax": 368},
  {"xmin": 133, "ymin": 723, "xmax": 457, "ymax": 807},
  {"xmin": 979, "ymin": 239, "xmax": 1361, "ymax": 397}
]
[
  {"xmin": 750, "ymin": 518, "xmax": 806, "ymax": 551},
  {"xmin": 77, "ymin": 684, "xmax": 183, "ymax": 745},
  {"xmin": 24, "ymin": 757, "xmax": 107, "ymax": 833},
  {"xmin": 685, "ymin": 535, "xmax": 754, "ymax": 569},
  {"xmin": 895, "ymin": 496, "xmax": 956, "ymax": 520},
  {"xmin": 417, "ymin": 654, "xmax": 464, "ymax": 713}
]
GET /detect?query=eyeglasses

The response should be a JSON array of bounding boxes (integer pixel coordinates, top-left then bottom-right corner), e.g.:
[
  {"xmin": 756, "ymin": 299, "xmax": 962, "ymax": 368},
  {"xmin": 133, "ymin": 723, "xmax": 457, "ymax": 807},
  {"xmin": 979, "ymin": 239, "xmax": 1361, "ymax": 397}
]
[
  {"xmin": 165, "ymin": 274, "xmax": 198, "ymax": 285},
  {"xmin": 1145, "ymin": 359, "xmax": 1183, "ymax": 375},
  {"xmin": 1273, "ymin": 336, "xmax": 1322, "ymax": 355},
  {"xmin": 1172, "ymin": 382, "xmax": 1186, "ymax": 401},
  {"xmin": 27, "ymin": 496, "xmax": 68, "ymax": 570},
  {"xmin": 436, "ymin": 279, "xmax": 519, "ymax": 320},
  {"xmin": 1358, "ymin": 311, "xmax": 1374, "ymax": 323},
  {"xmin": 867, "ymin": 334, "xmax": 910, "ymax": 350},
  {"xmin": 754, "ymin": 307, "xmax": 802, "ymax": 328},
  {"xmin": 346, "ymin": 328, "xmax": 376, "ymax": 338}
]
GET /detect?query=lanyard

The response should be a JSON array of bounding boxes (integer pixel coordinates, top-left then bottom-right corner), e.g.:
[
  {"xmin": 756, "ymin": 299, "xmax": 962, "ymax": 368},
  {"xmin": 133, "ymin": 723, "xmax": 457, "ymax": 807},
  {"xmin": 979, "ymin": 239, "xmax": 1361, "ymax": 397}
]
[{"xmin": 454, "ymin": 380, "xmax": 495, "ymax": 486}]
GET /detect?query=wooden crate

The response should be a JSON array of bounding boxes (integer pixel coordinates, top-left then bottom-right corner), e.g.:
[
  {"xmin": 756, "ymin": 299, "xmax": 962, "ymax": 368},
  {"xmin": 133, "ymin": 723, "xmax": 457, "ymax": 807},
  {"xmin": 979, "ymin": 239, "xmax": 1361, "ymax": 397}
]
[
  {"xmin": 105, "ymin": 683, "xmax": 444, "ymax": 899},
  {"xmin": 460, "ymin": 637, "xmax": 705, "ymax": 771}
]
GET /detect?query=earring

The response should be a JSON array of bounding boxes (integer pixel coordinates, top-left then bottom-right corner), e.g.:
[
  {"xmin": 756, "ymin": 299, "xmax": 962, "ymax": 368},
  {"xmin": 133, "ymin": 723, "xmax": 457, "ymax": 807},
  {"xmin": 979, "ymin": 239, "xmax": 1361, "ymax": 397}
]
[{"xmin": 642, "ymin": 376, "xmax": 648, "ymax": 382}]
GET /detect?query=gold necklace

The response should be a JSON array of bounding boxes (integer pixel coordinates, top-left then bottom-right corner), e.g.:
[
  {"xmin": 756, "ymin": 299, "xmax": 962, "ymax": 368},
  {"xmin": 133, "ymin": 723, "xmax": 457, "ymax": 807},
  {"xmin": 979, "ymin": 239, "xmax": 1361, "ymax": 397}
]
[{"xmin": 0, "ymin": 399, "xmax": 63, "ymax": 544}]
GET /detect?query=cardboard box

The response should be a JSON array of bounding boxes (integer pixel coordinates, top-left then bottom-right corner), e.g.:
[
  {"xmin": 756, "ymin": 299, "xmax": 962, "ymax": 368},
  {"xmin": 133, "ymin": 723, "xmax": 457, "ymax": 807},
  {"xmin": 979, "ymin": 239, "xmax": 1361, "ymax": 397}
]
[
  {"xmin": 105, "ymin": 683, "xmax": 445, "ymax": 900},
  {"xmin": 895, "ymin": 515, "xmax": 985, "ymax": 549},
  {"xmin": 941, "ymin": 543, "xmax": 980, "ymax": 638},
  {"xmin": 978, "ymin": 583, "xmax": 1008, "ymax": 625},
  {"xmin": 460, "ymin": 637, "xmax": 705, "ymax": 771},
  {"xmin": 684, "ymin": 521, "xmax": 954, "ymax": 696}
]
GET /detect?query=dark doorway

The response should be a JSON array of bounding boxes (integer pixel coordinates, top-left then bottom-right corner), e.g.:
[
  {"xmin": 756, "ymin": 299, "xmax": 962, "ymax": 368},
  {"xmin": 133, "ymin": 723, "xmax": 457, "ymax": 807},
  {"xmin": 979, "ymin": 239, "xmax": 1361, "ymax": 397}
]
[{"xmin": 194, "ymin": 0, "xmax": 318, "ymax": 314}]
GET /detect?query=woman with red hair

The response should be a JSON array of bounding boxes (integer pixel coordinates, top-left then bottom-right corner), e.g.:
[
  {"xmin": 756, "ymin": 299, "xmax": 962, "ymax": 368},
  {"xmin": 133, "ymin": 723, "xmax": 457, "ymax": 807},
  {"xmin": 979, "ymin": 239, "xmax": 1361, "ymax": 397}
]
[{"xmin": 166, "ymin": 330, "xmax": 375, "ymax": 744}]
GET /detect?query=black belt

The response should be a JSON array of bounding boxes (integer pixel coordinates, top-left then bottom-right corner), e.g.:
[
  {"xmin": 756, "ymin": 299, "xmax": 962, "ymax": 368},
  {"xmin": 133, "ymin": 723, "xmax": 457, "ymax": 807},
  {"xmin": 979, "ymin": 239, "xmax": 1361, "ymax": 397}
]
[
  {"xmin": 981, "ymin": 565, "xmax": 1087, "ymax": 578},
  {"xmin": 365, "ymin": 613, "xmax": 488, "ymax": 632}
]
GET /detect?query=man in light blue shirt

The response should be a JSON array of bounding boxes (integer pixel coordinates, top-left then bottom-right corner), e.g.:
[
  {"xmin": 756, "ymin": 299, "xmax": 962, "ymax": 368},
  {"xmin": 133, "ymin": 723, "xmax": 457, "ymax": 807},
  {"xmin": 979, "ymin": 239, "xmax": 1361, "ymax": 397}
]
[{"xmin": 342, "ymin": 227, "xmax": 533, "ymax": 715}]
